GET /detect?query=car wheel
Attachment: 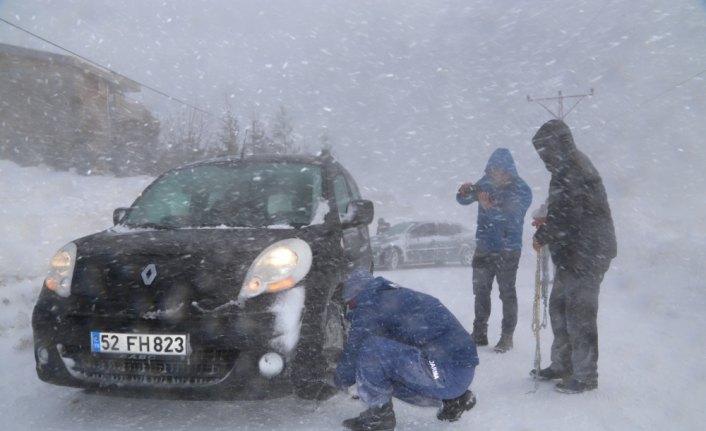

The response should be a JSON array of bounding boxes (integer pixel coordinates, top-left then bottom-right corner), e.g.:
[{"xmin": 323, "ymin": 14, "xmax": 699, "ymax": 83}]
[
  {"xmin": 459, "ymin": 246, "xmax": 473, "ymax": 266},
  {"xmin": 322, "ymin": 299, "xmax": 345, "ymax": 369},
  {"xmin": 292, "ymin": 287, "xmax": 345, "ymax": 401},
  {"xmin": 384, "ymin": 248, "xmax": 401, "ymax": 270}
]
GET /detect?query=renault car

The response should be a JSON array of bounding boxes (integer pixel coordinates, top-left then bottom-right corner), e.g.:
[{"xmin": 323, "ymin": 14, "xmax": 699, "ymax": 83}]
[{"xmin": 32, "ymin": 151, "xmax": 374, "ymax": 400}]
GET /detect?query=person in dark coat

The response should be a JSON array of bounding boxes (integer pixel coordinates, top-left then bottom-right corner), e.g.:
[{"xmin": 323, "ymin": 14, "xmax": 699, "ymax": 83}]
[
  {"xmin": 456, "ymin": 148, "xmax": 532, "ymax": 352},
  {"xmin": 334, "ymin": 270, "xmax": 478, "ymax": 431},
  {"xmin": 530, "ymin": 119, "xmax": 617, "ymax": 394}
]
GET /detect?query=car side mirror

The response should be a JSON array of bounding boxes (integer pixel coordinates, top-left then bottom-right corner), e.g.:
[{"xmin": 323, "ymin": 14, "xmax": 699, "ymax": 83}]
[
  {"xmin": 113, "ymin": 207, "xmax": 130, "ymax": 225},
  {"xmin": 341, "ymin": 199, "xmax": 374, "ymax": 229}
]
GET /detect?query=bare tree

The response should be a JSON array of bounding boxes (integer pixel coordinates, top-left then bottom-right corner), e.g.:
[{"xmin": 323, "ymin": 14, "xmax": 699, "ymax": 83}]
[
  {"xmin": 271, "ymin": 105, "xmax": 297, "ymax": 154},
  {"xmin": 244, "ymin": 115, "xmax": 271, "ymax": 155},
  {"xmin": 318, "ymin": 129, "xmax": 333, "ymax": 155},
  {"xmin": 158, "ymin": 107, "xmax": 212, "ymax": 168},
  {"xmin": 218, "ymin": 98, "xmax": 240, "ymax": 155}
]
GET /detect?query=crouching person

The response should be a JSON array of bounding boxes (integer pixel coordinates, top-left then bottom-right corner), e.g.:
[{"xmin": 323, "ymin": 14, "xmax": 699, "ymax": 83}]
[{"xmin": 334, "ymin": 270, "xmax": 479, "ymax": 431}]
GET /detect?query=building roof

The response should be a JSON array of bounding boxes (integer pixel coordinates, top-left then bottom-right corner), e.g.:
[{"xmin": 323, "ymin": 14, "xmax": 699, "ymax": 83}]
[{"xmin": 0, "ymin": 42, "xmax": 141, "ymax": 93}]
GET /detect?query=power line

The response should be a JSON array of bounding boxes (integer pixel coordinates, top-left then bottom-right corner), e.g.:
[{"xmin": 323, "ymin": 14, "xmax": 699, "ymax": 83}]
[
  {"xmin": 527, "ymin": 2, "xmax": 705, "ymax": 118},
  {"xmin": 640, "ymin": 68, "xmax": 706, "ymax": 106},
  {"xmin": 0, "ymin": 16, "xmax": 216, "ymax": 117}
]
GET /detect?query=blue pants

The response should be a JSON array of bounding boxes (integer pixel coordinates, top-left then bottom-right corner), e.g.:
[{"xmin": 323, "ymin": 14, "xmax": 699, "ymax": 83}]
[{"xmin": 355, "ymin": 336, "xmax": 475, "ymax": 408}]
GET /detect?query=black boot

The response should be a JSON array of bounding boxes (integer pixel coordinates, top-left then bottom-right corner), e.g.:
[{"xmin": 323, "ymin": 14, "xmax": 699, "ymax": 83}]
[
  {"xmin": 493, "ymin": 334, "xmax": 513, "ymax": 353},
  {"xmin": 555, "ymin": 378, "xmax": 598, "ymax": 394},
  {"xmin": 529, "ymin": 367, "xmax": 570, "ymax": 381},
  {"xmin": 437, "ymin": 390, "xmax": 476, "ymax": 422},
  {"xmin": 471, "ymin": 330, "xmax": 488, "ymax": 346},
  {"xmin": 342, "ymin": 401, "xmax": 396, "ymax": 431}
]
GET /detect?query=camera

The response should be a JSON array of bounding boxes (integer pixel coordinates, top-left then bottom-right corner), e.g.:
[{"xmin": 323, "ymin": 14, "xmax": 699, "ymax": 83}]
[
  {"xmin": 459, "ymin": 183, "xmax": 483, "ymax": 197},
  {"xmin": 459, "ymin": 183, "xmax": 495, "ymax": 204}
]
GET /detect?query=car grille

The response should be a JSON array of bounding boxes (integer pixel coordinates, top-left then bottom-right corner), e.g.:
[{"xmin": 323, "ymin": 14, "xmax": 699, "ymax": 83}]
[
  {"xmin": 59, "ymin": 345, "xmax": 238, "ymax": 387},
  {"xmin": 72, "ymin": 253, "xmax": 248, "ymax": 316}
]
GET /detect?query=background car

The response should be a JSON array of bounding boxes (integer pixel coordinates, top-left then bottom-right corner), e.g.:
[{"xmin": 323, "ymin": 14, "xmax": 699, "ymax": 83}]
[
  {"xmin": 32, "ymin": 151, "xmax": 374, "ymax": 400},
  {"xmin": 372, "ymin": 221, "xmax": 475, "ymax": 270}
]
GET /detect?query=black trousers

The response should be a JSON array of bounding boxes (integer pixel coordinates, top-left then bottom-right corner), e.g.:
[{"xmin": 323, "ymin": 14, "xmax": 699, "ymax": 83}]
[
  {"xmin": 471, "ymin": 250, "xmax": 521, "ymax": 336},
  {"xmin": 549, "ymin": 267, "xmax": 605, "ymax": 382}
]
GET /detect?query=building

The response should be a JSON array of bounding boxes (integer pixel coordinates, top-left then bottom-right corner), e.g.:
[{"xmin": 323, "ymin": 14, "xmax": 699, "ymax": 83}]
[{"xmin": 0, "ymin": 42, "xmax": 159, "ymax": 175}]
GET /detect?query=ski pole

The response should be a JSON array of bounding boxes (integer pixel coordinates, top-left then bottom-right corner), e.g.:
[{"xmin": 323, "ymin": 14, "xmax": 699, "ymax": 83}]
[
  {"xmin": 540, "ymin": 245, "xmax": 550, "ymax": 328},
  {"xmin": 531, "ymin": 249, "xmax": 542, "ymax": 392}
]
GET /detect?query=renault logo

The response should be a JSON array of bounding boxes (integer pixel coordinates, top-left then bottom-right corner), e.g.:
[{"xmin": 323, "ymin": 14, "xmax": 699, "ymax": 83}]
[{"xmin": 141, "ymin": 264, "xmax": 157, "ymax": 286}]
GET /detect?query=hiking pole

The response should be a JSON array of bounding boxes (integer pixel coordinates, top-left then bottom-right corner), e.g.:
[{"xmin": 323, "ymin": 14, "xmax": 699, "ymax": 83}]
[
  {"xmin": 540, "ymin": 245, "xmax": 551, "ymax": 329},
  {"xmin": 530, "ymin": 249, "xmax": 542, "ymax": 393}
]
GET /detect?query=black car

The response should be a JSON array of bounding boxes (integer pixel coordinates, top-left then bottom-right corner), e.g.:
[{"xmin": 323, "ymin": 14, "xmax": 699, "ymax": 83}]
[
  {"xmin": 32, "ymin": 151, "xmax": 374, "ymax": 400},
  {"xmin": 372, "ymin": 221, "xmax": 475, "ymax": 270}
]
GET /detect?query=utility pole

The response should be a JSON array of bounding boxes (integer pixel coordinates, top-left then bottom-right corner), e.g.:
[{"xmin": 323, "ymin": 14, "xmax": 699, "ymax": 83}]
[{"xmin": 527, "ymin": 88, "xmax": 594, "ymax": 119}]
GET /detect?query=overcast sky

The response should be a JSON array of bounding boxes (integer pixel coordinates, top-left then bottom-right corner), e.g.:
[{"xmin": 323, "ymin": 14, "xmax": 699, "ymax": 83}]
[{"xmin": 1, "ymin": 0, "xmax": 705, "ymax": 220}]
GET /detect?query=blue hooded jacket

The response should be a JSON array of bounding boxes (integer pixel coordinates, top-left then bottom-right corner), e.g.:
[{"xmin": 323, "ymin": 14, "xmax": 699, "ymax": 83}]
[
  {"xmin": 334, "ymin": 276, "xmax": 478, "ymax": 389},
  {"xmin": 456, "ymin": 148, "xmax": 532, "ymax": 253}
]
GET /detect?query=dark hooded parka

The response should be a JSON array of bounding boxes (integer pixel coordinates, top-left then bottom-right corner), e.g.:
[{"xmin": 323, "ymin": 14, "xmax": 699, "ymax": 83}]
[
  {"xmin": 531, "ymin": 119, "xmax": 617, "ymax": 385},
  {"xmin": 532, "ymin": 120, "xmax": 617, "ymax": 273}
]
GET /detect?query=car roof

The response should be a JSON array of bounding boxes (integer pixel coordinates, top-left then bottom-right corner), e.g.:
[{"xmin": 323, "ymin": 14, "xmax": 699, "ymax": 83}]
[
  {"xmin": 179, "ymin": 151, "xmax": 340, "ymax": 170},
  {"xmin": 393, "ymin": 220, "xmax": 463, "ymax": 226}
]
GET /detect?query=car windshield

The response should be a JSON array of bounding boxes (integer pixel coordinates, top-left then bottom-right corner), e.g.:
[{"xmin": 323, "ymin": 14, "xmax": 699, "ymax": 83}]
[{"xmin": 123, "ymin": 162, "xmax": 323, "ymax": 229}]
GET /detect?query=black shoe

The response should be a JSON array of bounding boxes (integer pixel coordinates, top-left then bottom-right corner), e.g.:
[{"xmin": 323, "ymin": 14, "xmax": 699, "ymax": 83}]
[
  {"xmin": 529, "ymin": 367, "xmax": 569, "ymax": 380},
  {"xmin": 471, "ymin": 332, "xmax": 488, "ymax": 346},
  {"xmin": 437, "ymin": 390, "xmax": 477, "ymax": 422},
  {"xmin": 555, "ymin": 378, "xmax": 598, "ymax": 394},
  {"xmin": 343, "ymin": 401, "xmax": 396, "ymax": 431},
  {"xmin": 493, "ymin": 334, "xmax": 513, "ymax": 353}
]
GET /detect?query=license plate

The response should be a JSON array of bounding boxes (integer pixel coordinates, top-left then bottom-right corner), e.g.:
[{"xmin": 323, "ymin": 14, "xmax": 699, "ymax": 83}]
[{"xmin": 90, "ymin": 332, "xmax": 189, "ymax": 356}]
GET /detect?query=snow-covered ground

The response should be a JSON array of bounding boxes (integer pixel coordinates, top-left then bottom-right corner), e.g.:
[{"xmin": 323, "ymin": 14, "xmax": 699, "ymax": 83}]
[{"xmin": 1, "ymin": 159, "xmax": 705, "ymax": 431}]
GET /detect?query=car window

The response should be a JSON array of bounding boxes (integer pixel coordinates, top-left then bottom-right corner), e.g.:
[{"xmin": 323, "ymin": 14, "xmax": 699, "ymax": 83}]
[
  {"xmin": 124, "ymin": 162, "xmax": 322, "ymax": 228},
  {"xmin": 333, "ymin": 174, "xmax": 352, "ymax": 221},
  {"xmin": 438, "ymin": 223, "xmax": 462, "ymax": 236},
  {"xmin": 410, "ymin": 223, "xmax": 436, "ymax": 238},
  {"xmin": 384, "ymin": 222, "xmax": 413, "ymax": 236},
  {"xmin": 345, "ymin": 172, "xmax": 362, "ymax": 200}
]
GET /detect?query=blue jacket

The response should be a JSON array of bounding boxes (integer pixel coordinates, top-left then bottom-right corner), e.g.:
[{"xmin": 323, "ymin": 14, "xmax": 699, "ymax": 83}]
[
  {"xmin": 334, "ymin": 277, "xmax": 478, "ymax": 389},
  {"xmin": 456, "ymin": 148, "xmax": 532, "ymax": 253}
]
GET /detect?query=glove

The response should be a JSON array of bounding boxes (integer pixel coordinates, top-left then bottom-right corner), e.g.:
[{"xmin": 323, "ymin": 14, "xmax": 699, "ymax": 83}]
[
  {"xmin": 532, "ymin": 217, "xmax": 546, "ymax": 228},
  {"xmin": 346, "ymin": 384, "xmax": 360, "ymax": 400},
  {"xmin": 458, "ymin": 183, "xmax": 476, "ymax": 196}
]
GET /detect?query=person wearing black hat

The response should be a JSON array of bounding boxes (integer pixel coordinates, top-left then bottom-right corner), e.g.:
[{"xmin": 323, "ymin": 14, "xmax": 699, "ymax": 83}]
[
  {"xmin": 334, "ymin": 270, "xmax": 478, "ymax": 431},
  {"xmin": 530, "ymin": 119, "xmax": 617, "ymax": 394}
]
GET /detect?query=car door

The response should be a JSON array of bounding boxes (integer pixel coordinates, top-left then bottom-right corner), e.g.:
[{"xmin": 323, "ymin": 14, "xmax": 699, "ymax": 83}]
[
  {"xmin": 405, "ymin": 222, "xmax": 437, "ymax": 264},
  {"xmin": 436, "ymin": 222, "xmax": 461, "ymax": 263},
  {"xmin": 332, "ymin": 170, "xmax": 372, "ymax": 271}
]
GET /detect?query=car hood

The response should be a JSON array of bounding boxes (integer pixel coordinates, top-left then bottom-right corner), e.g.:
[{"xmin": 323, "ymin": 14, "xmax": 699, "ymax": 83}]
[
  {"xmin": 78, "ymin": 226, "xmax": 295, "ymax": 255},
  {"xmin": 68, "ymin": 226, "xmax": 329, "ymax": 318}
]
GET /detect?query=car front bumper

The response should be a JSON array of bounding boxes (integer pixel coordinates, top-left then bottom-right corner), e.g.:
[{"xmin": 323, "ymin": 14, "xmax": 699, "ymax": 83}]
[{"xmin": 32, "ymin": 287, "xmax": 307, "ymax": 398}]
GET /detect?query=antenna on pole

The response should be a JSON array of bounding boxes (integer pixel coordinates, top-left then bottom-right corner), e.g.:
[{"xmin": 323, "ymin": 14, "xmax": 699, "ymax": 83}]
[{"xmin": 527, "ymin": 88, "xmax": 594, "ymax": 119}]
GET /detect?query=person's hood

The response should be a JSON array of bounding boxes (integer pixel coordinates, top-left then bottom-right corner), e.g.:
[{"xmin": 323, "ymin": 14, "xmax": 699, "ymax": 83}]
[
  {"xmin": 531, "ymin": 119, "xmax": 577, "ymax": 173},
  {"xmin": 343, "ymin": 270, "xmax": 392, "ymax": 303},
  {"xmin": 484, "ymin": 148, "xmax": 519, "ymax": 177}
]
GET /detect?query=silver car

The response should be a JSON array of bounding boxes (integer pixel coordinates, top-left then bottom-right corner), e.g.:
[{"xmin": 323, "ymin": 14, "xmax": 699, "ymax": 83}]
[{"xmin": 372, "ymin": 221, "xmax": 475, "ymax": 270}]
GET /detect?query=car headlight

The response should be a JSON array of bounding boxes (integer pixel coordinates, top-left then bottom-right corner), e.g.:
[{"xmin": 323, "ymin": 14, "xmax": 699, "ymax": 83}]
[
  {"xmin": 43, "ymin": 242, "xmax": 77, "ymax": 298},
  {"xmin": 239, "ymin": 238, "xmax": 312, "ymax": 300}
]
